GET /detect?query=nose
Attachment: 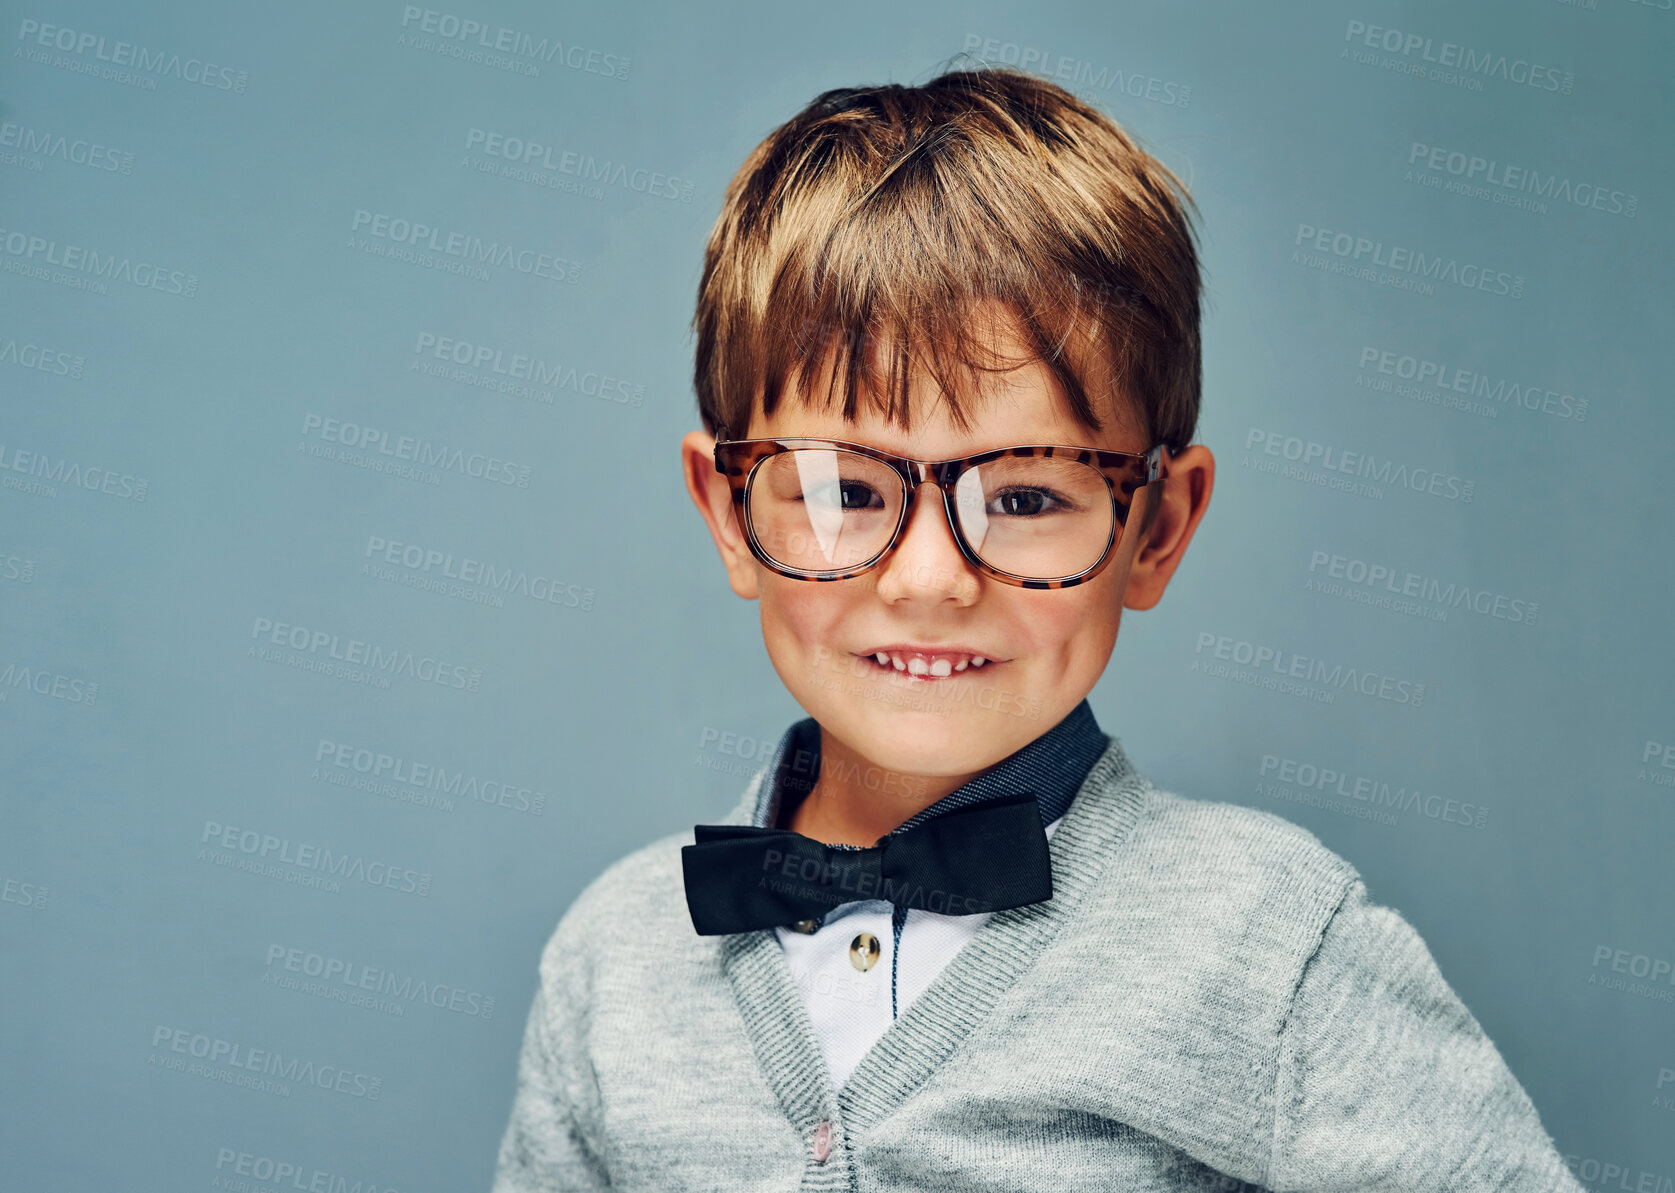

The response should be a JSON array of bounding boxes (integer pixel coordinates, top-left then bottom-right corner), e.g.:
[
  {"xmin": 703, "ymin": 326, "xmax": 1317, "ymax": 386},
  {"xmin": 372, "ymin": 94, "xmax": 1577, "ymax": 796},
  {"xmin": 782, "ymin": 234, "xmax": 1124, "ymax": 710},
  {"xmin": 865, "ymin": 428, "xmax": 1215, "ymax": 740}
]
[{"xmin": 872, "ymin": 482, "xmax": 981, "ymax": 604}]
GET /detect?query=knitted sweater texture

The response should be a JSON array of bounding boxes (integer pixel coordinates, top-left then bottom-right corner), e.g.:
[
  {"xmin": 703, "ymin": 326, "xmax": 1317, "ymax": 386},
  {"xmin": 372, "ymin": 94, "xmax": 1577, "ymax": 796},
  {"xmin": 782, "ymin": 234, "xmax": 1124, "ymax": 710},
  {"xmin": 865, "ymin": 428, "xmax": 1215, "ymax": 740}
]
[{"xmin": 491, "ymin": 737, "xmax": 1581, "ymax": 1192}]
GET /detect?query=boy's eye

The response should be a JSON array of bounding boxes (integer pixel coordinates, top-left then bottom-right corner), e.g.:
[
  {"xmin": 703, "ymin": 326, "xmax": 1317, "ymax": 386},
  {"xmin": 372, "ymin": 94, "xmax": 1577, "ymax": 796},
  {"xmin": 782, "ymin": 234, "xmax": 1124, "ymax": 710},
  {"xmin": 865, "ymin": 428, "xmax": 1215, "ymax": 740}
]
[
  {"xmin": 986, "ymin": 487, "xmax": 1068, "ymax": 517},
  {"xmin": 804, "ymin": 481, "xmax": 885, "ymax": 510}
]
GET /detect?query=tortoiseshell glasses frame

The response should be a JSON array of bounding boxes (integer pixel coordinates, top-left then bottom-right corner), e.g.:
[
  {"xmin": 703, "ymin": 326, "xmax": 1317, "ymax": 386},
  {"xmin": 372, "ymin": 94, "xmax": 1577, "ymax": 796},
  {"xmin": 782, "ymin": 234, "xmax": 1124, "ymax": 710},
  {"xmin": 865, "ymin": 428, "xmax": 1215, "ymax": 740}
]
[{"xmin": 712, "ymin": 427, "xmax": 1166, "ymax": 590}]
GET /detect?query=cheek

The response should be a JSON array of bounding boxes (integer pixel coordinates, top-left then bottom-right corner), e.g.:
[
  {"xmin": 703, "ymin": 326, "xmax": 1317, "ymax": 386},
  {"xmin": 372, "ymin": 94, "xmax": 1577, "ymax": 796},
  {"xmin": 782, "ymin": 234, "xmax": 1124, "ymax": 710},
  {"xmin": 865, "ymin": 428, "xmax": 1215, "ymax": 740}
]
[
  {"xmin": 1001, "ymin": 586, "xmax": 1120, "ymax": 656},
  {"xmin": 757, "ymin": 576, "xmax": 850, "ymax": 658}
]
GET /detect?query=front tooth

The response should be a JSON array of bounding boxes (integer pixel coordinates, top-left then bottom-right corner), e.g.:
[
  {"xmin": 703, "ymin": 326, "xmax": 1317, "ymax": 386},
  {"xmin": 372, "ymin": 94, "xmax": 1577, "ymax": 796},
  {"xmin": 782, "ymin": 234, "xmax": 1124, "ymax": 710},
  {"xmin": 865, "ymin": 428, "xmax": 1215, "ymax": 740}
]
[
  {"xmin": 954, "ymin": 659, "xmax": 969, "ymax": 672},
  {"xmin": 971, "ymin": 656, "xmax": 987, "ymax": 667},
  {"xmin": 929, "ymin": 658, "xmax": 952, "ymax": 677},
  {"xmin": 890, "ymin": 653, "xmax": 906, "ymax": 671},
  {"xmin": 875, "ymin": 652, "xmax": 890, "ymax": 666},
  {"xmin": 907, "ymin": 657, "xmax": 929, "ymax": 676}
]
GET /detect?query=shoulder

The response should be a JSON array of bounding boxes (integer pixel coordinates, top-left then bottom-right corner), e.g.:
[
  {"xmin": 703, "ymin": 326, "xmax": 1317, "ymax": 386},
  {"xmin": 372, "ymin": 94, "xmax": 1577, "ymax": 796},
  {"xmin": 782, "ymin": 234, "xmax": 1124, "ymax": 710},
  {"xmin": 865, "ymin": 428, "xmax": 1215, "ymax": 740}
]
[
  {"xmin": 542, "ymin": 822, "xmax": 696, "ymax": 939},
  {"xmin": 530, "ymin": 822, "xmax": 714, "ymax": 991},
  {"xmin": 1083, "ymin": 776, "xmax": 1367, "ymax": 997},
  {"xmin": 1132, "ymin": 783, "xmax": 1362, "ymax": 903},
  {"xmin": 534, "ymin": 771, "xmax": 762, "ymax": 973}
]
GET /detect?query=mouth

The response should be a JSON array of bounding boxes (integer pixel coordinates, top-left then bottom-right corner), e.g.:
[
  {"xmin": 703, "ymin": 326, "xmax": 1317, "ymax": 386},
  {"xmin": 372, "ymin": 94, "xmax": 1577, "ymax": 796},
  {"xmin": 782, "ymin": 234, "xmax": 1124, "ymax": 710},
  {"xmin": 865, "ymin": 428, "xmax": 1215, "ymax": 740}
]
[{"xmin": 851, "ymin": 645, "xmax": 1001, "ymax": 681}]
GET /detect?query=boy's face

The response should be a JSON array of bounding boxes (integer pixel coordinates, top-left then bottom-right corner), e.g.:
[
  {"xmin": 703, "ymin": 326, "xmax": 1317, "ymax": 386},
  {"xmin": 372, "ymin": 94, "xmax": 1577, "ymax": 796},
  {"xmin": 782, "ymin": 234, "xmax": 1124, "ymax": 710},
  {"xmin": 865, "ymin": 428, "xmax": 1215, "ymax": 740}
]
[{"xmin": 682, "ymin": 309, "xmax": 1213, "ymax": 790}]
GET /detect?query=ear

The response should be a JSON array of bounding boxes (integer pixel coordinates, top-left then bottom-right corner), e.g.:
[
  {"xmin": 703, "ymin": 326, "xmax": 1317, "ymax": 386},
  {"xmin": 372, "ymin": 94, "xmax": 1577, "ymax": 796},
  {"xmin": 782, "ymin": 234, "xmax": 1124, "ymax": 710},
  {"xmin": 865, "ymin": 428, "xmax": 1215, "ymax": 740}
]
[
  {"xmin": 681, "ymin": 430, "xmax": 760, "ymax": 600},
  {"xmin": 1122, "ymin": 443, "xmax": 1214, "ymax": 611}
]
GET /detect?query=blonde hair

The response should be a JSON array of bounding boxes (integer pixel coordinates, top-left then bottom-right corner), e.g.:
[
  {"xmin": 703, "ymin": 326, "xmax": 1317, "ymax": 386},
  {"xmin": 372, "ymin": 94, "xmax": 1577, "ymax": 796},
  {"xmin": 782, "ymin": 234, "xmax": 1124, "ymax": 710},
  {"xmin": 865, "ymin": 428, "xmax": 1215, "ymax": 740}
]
[{"xmin": 692, "ymin": 67, "xmax": 1202, "ymax": 451}]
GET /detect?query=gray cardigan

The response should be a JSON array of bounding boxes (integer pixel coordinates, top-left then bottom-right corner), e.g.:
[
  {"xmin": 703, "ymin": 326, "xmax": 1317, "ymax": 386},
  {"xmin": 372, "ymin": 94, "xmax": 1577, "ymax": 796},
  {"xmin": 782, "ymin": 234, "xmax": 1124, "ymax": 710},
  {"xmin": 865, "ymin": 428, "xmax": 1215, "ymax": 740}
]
[{"xmin": 491, "ymin": 737, "xmax": 1581, "ymax": 1191}]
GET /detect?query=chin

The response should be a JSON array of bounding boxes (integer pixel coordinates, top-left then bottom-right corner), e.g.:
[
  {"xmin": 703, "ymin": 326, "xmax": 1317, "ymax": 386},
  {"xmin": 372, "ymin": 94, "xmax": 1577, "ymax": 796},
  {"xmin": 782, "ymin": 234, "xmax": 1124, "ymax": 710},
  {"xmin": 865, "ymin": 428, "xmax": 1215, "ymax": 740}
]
[{"xmin": 810, "ymin": 684, "xmax": 1041, "ymax": 779}]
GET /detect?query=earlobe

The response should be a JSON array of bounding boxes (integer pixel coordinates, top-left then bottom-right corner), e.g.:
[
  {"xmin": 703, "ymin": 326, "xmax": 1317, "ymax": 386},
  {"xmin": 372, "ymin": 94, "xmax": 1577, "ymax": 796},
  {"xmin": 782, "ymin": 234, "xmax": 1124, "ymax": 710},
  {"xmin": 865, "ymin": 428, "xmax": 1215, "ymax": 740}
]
[
  {"xmin": 681, "ymin": 430, "xmax": 760, "ymax": 600},
  {"xmin": 1122, "ymin": 444, "xmax": 1214, "ymax": 612}
]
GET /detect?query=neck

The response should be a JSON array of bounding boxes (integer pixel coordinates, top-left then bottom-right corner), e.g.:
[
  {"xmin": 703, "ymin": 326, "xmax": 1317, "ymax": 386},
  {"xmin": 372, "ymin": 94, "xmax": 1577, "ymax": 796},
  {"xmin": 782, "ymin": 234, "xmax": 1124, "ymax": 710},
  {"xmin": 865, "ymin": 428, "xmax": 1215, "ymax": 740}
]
[{"xmin": 784, "ymin": 727, "xmax": 984, "ymax": 846}]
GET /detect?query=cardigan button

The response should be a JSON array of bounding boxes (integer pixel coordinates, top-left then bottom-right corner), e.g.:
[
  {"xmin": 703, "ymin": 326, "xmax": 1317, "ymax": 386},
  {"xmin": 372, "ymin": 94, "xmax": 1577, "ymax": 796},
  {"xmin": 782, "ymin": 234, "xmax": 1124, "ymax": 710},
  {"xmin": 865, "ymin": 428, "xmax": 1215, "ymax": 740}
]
[
  {"xmin": 790, "ymin": 918, "xmax": 819, "ymax": 934},
  {"xmin": 811, "ymin": 1119, "xmax": 832, "ymax": 1164},
  {"xmin": 849, "ymin": 932, "xmax": 881, "ymax": 971}
]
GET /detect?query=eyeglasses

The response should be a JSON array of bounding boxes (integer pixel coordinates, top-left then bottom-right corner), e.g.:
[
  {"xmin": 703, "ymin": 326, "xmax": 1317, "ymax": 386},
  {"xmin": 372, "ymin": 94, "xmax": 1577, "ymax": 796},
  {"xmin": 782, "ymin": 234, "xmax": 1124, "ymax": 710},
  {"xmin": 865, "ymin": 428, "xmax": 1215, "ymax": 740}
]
[{"xmin": 713, "ymin": 429, "xmax": 1165, "ymax": 589}]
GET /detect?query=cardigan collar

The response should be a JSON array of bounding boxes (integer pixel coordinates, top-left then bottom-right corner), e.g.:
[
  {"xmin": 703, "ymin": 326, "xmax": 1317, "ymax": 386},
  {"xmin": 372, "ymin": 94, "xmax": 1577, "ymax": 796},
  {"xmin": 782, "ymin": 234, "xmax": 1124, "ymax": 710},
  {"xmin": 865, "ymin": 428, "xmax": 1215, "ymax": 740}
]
[{"xmin": 712, "ymin": 732, "xmax": 1150, "ymax": 1173}]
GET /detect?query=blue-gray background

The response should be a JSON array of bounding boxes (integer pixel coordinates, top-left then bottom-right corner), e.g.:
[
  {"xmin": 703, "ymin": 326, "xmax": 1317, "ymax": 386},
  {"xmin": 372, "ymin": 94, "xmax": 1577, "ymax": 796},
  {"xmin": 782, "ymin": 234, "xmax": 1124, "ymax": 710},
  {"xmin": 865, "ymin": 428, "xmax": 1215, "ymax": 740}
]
[{"xmin": 3, "ymin": 0, "xmax": 1671, "ymax": 1188}]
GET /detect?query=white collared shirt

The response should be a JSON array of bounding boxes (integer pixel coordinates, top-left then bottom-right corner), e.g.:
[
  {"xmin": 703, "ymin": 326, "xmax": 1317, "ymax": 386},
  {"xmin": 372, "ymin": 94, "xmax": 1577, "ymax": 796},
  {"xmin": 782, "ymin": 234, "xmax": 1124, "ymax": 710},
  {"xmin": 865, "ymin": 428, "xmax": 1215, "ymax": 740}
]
[{"xmin": 773, "ymin": 814, "xmax": 1067, "ymax": 1089}]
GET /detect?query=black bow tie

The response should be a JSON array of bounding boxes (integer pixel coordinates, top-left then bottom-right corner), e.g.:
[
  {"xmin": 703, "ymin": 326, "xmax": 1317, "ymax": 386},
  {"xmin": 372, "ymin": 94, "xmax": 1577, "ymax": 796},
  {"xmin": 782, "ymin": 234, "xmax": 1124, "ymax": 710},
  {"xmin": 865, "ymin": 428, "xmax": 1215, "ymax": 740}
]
[{"xmin": 681, "ymin": 791, "xmax": 1055, "ymax": 936}]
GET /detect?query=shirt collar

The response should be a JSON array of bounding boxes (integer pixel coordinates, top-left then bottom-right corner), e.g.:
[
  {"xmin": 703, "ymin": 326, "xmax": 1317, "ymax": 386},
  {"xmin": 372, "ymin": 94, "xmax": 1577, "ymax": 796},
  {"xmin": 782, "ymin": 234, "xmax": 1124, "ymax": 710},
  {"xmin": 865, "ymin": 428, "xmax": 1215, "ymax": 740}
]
[{"xmin": 751, "ymin": 698, "xmax": 1109, "ymax": 838}]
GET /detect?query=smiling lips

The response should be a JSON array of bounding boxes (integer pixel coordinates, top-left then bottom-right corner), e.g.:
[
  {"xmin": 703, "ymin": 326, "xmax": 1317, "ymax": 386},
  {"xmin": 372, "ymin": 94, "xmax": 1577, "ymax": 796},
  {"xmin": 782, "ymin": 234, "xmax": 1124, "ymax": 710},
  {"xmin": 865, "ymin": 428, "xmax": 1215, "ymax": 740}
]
[{"xmin": 855, "ymin": 647, "xmax": 994, "ymax": 679}]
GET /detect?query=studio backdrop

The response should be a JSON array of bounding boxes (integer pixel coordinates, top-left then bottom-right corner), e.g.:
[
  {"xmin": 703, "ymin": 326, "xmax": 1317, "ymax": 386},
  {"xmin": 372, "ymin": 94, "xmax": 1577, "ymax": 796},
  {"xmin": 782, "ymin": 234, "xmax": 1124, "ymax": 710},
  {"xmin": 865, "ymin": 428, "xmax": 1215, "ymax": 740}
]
[{"xmin": 2, "ymin": 1, "xmax": 1671, "ymax": 1189}]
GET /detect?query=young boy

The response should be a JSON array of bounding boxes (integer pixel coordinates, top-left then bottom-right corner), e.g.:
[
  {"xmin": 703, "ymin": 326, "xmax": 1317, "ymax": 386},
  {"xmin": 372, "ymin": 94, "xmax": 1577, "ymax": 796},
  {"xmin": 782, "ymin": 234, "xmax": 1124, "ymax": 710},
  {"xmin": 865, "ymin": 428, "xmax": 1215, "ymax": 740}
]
[{"xmin": 491, "ymin": 68, "xmax": 1582, "ymax": 1191}]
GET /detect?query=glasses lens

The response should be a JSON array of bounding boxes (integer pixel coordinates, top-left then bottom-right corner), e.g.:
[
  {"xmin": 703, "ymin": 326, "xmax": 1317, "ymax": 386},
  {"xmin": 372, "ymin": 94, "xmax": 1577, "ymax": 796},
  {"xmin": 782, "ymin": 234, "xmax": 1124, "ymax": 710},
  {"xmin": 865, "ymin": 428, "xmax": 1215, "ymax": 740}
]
[
  {"xmin": 748, "ymin": 449, "xmax": 904, "ymax": 573},
  {"xmin": 953, "ymin": 456, "xmax": 1115, "ymax": 579}
]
